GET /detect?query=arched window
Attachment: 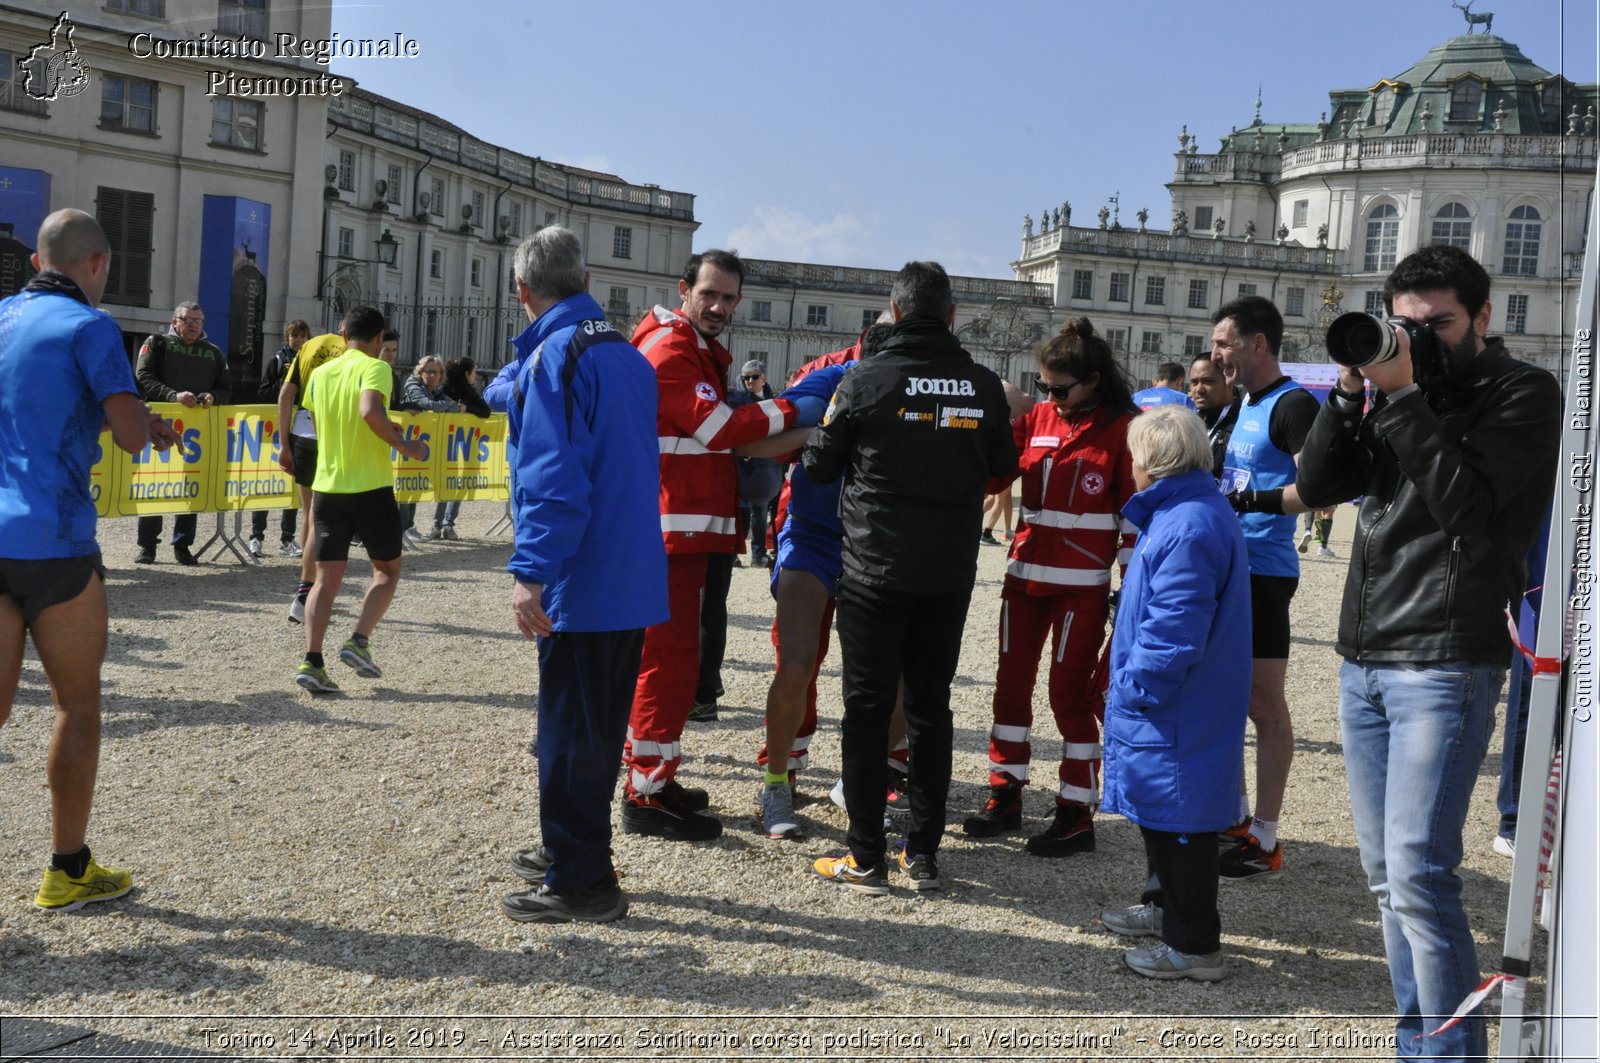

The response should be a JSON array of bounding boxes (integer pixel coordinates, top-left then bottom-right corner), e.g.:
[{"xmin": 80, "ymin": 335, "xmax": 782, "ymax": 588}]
[
  {"xmin": 1431, "ymin": 202, "xmax": 1473, "ymax": 250},
  {"xmin": 1372, "ymin": 86, "xmax": 1396, "ymax": 128},
  {"xmin": 1363, "ymin": 203, "xmax": 1400, "ymax": 273},
  {"xmin": 1450, "ymin": 79, "xmax": 1482, "ymax": 122},
  {"xmin": 1503, "ymin": 206, "xmax": 1542, "ymax": 277}
]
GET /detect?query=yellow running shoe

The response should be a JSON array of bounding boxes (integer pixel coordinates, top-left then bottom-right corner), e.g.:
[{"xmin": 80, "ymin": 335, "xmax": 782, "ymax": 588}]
[{"xmin": 35, "ymin": 859, "xmax": 133, "ymax": 912}]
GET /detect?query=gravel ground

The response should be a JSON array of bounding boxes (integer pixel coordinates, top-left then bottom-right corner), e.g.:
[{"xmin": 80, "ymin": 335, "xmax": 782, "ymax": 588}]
[{"xmin": 0, "ymin": 505, "xmax": 1524, "ymax": 1060}]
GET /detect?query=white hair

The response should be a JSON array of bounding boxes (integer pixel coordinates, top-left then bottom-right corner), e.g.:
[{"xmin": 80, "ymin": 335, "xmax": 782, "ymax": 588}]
[{"xmin": 1127, "ymin": 405, "xmax": 1213, "ymax": 480}]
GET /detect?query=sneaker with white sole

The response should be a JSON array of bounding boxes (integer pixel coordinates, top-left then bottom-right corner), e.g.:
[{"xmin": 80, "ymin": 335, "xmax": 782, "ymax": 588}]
[
  {"xmin": 247, "ymin": 537, "xmax": 263, "ymax": 560},
  {"xmin": 403, "ymin": 527, "xmax": 427, "ymax": 545},
  {"xmin": 338, "ymin": 638, "xmax": 382, "ymax": 678},
  {"xmin": 1492, "ymin": 834, "xmax": 1515, "ymax": 859},
  {"xmin": 1318, "ymin": 545, "xmax": 1337, "ymax": 558},
  {"xmin": 827, "ymin": 776, "xmax": 893, "ymax": 830},
  {"xmin": 279, "ymin": 540, "xmax": 301, "ymax": 558},
  {"xmin": 1297, "ymin": 529, "xmax": 1313, "ymax": 554},
  {"xmin": 294, "ymin": 662, "xmax": 339, "ymax": 693},
  {"xmin": 894, "ymin": 840, "xmax": 941, "ymax": 891},
  {"xmin": 760, "ymin": 782, "xmax": 804, "ymax": 841},
  {"xmin": 1123, "ymin": 941, "xmax": 1224, "ymax": 982},
  {"xmin": 1101, "ymin": 902, "xmax": 1163, "ymax": 937},
  {"xmin": 442, "ymin": 526, "xmax": 460, "ymax": 541},
  {"xmin": 812, "ymin": 853, "xmax": 889, "ymax": 896},
  {"xmin": 35, "ymin": 858, "xmax": 133, "ymax": 912}
]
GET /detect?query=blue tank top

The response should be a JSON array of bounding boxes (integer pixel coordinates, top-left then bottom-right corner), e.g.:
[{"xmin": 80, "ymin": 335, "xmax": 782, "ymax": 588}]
[{"xmin": 1221, "ymin": 378, "xmax": 1303, "ymax": 577}]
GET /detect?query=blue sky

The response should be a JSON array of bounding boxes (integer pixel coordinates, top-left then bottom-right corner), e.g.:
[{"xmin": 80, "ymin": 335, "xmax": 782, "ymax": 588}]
[{"xmin": 330, "ymin": 1, "xmax": 1598, "ymax": 279}]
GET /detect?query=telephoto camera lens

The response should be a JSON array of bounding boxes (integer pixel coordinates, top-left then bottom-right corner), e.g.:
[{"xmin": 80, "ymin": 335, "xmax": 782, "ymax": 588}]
[{"xmin": 1325, "ymin": 312, "xmax": 1400, "ymax": 369}]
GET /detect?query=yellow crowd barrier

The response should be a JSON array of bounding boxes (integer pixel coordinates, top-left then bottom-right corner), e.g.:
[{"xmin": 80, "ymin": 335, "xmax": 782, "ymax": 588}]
[{"xmin": 93, "ymin": 404, "xmax": 510, "ymax": 516}]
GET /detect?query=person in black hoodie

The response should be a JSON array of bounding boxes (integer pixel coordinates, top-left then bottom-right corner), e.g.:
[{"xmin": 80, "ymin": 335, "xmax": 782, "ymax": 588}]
[{"xmin": 802, "ymin": 261, "xmax": 1015, "ymax": 895}]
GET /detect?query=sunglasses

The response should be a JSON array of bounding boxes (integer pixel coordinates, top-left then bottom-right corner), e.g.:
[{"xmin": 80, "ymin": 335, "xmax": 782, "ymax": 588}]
[
  {"xmin": 1033, "ymin": 377, "xmax": 1082, "ymax": 400},
  {"xmin": 742, "ymin": 374, "xmax": 763, "ymax": 381}
]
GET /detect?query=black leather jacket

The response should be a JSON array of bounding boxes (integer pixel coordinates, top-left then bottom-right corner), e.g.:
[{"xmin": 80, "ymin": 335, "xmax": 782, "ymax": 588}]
[
  {"xmin": 801, "ymin": 318, "xmax": 1016, "ymax": 593},
  {"xmin": 1297, "ymin": 339, "xmax": 1561, "ymax": 664}
]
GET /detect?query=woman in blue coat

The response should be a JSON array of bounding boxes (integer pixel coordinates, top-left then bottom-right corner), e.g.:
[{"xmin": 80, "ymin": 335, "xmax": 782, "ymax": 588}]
[{"xmin": 1099, "ymin": 405, "xmax": 1251, "ymax": 982}]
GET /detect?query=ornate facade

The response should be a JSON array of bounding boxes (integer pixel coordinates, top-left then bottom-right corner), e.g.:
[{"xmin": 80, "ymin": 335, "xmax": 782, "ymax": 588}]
[{"xmin": 1014, "ymin": 32, "xmax": 1597, "ymax": 381}]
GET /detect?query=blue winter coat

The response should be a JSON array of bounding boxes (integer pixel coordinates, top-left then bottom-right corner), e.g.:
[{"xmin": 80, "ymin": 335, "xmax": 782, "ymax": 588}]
[
  {"xmin": 506, "ymin": 292, "xmax": 668, "ymax": 633},
  {"xmin": 1101, "ymin": 467, "xmax": 1250, "ymax": 833}
]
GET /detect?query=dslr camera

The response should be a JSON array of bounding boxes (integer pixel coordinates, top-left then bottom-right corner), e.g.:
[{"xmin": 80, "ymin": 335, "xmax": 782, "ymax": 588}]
[{"xmin": 1325, "ymin": 311, "xmax": 1440, "ymax": 372}]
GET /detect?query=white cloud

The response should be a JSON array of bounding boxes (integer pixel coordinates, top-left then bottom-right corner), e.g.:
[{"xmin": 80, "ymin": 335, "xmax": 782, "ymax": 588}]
[{"xmin": 725, "ymin": 207, "xmax": 881, "ymax": 265}]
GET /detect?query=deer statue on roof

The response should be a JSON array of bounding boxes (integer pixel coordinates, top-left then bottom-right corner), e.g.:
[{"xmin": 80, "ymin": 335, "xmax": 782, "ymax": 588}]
[{"xmin": 1452, "ymin": 0, "xmax": 1492, "ymax": 35}]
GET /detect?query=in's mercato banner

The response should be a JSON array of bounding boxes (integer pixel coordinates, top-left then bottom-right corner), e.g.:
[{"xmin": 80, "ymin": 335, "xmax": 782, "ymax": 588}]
[
  {"xmin": 90, "ymin": 407, "xmax": 509, "ymax": 515},
  {"xmin": 113, "ymin": 404, "xmax": 212, "ymax": 517},
  {"xmin": 220, "ymin": 404, "xmax": 296, "ymax": 510},
  {"xmin": 437, "ymin": 411, "xmax": 509, "ymax": 502}
]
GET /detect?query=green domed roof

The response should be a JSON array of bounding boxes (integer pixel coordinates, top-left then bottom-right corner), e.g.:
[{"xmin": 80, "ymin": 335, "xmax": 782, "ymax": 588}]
[{"xmin": 1389, "ymin": 34, "xmax": 1553, "ymax": 87}]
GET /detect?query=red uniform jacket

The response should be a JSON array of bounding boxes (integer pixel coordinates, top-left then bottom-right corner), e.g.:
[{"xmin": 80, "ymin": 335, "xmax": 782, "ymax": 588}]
[
  {"xmin": 633, "ymin": 306, "xmax": 797, "ymax": 555},
  {"xmin": 995, "ymin": 401, "xmax": 1137, "ymax": 595}
]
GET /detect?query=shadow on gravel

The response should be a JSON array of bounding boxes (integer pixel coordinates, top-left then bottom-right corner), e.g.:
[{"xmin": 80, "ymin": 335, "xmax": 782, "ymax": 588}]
[{"xmin": 97, "ymin": 693, "xmax": 394, "ymax": 738}]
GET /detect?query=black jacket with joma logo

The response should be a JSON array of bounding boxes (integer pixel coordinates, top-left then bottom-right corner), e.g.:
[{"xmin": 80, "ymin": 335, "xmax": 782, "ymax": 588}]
[{"xmin": 802, "ymin": 317, "xmax": 1016, "ymax": 593}]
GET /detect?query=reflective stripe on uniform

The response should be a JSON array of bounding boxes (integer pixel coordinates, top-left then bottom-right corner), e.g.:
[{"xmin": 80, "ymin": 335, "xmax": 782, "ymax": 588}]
[
  {"xmin": 757, "ymin": 397, "xmax": 785, "ymax": 436},
  {"xmin": 627, "ymin": 737, "xmax": 681, "ymax": 760},
  {"xmin": 1063, "ymin": 741, "xmax": 1102, "ymax": 760},
  {"xmin": 991, "ymin": 761, "xmax": 1031, "ymax": 781},
  {"xmin": 660, "ymin": 513, "xmax": 738, "ymax": 535},
  {"xmin": 631, "ymin": 769, "xmax": 664, "ymax": 795},
  {"xmin": 660, "ymin": 436, "xmax": 720, "ymax": 455},
  {"xmin": 1058, "ymin": 780, "xmax": 1096, "ymax": 803},
  {"xmin": 1019, "ymin": 508, "xmax": 1121, "ymax": 531},
  {"xmin": 692, "ymin": 403, "xmax": 733, "ymax": 446},
  {"xmin": 1055, "ymin": 611, "xmax": 1075, "ymax": 663},
  {"xmin": 992, "ymin": 723, "xmax": 1031, "ymax": 743},
  {"xmin": 1006, "ymin": 560, "xmax": 1112, "ymax": 586}
]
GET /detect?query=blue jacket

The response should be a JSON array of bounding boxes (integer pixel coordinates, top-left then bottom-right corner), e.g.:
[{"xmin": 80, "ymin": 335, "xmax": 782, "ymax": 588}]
[
  {"xmin": 1101, "ymin": 468, "xmax": 1250, "ymax": 833},
  {"xmin": 506, "ymin": 292, "xmax": 668, "ymax": 633}
]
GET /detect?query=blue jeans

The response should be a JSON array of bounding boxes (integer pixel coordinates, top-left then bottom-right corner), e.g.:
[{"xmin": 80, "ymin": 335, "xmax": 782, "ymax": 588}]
[
  {"xmin": 433, "ymin": 499, "xmax": 461, "ymax": 529},
  {"xmin": 1339, "ymin": 659, "xmax": 1503, "ymax": 1062},
  {"xmin": 1496, "ymin": 652, "xmax": 1531, "ymax": 841}
]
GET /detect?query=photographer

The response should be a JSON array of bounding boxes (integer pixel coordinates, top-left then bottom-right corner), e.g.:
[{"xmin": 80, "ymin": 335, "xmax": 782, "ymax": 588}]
[{"xmin": 1297, "ymin": 245, "xmax": 1561, "ymax": 1060}]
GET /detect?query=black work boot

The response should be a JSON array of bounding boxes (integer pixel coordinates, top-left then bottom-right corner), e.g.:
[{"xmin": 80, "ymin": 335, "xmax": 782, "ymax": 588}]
[
  {"xmin": 1025, "ymin": 802, "xmax": 1096, "ymax": 857},
  {"xmin": 962, "ymin": 782, "xmax": 1024, "ymax": 838}
]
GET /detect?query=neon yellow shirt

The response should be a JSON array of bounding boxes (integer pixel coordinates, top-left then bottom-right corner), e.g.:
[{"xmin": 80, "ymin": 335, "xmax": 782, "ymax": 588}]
[{"xmin": 304, "ymin": 350, "xmax": 395, "ymax": 494}]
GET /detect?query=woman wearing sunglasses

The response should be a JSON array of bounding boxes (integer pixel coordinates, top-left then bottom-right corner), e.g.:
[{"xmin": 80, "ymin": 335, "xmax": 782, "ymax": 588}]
[{"xmin": 962, "ymin": 317, "xmax": 1139, "ymax": 858}]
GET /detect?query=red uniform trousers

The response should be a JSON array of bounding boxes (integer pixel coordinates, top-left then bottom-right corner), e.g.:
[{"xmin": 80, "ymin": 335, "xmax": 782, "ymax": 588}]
[
  {"xmin": 624, "ymin": 552, "xmax": 706, "ymax": 798},
  {"xmin": 987, "ymin": 586, "xmax": 1110, "ymax": 806}
]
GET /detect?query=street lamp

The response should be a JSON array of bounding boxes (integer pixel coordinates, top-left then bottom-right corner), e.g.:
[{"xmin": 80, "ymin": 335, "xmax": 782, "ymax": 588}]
[{"xmin": 318, "ymin": 228, "xmax": 400, "ymax": 301}]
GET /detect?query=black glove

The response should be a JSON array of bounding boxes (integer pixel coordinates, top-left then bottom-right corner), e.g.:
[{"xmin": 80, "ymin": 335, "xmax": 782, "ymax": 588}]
[{"xmin": 1226, "ymin": 487, "xmax": 1285, "ymax": 515}]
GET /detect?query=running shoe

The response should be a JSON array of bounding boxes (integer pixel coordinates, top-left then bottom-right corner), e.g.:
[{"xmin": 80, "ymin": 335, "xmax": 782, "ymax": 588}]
[
  {"xmin": 247, "ymin": 537, "xmax": 263, "ymax": 560},
  {"xmin": 1297, "ymin": 529, "xmax": 1313, "ymax": 553},
  {"xmin": 338, "ymin": 638, "xmax": 382, "ymax": 678},
  {"xmin": 812, "ymin": 853, "xmax": 888, "ymax": 896},
  {"xmin": 294, "ymin": 662, "xmax": 339, "ymax": 693},
  {"xmin": 1101, "ymin": 902, "xmax": 1163, "ymax": 937},
  {"xmin": 442, "ymin": 527, "xmax": 460, "ymax": 541},
  {"xmin": 34, "ymin": 858, "xmax": 133, "ymax": 912},
  {"xmin": 686, "ymin": 698, "xmax": 718, "ymax": 723},
  {"xmin": 1123, "ymin": 941, "xmax": 1224, "ymax": 982},
  {"xmin": 885, "ymin": 773, "xmax": 911, "ymax": 817},
  {"xmin": 279, "ymin": 540, "xmax": 301, "ymax": 558},
  {"xmin": 500, "ymin": 881, "xmax": 628, "ymax": 924},
  {"xmin": 760, "ymin": 781, "xmax": 804, "ymax": 841},
  {"xmin": 894, "ymin": 840, "xmax": 941, "ymax": 891},
  {"xmin": 1219, "ymin": 833, "xmax": 1284, "ymax": 881}
]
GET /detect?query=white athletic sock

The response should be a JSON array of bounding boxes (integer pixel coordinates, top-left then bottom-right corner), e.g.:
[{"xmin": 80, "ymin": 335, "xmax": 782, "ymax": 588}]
[
  {"xmin": 1239, "ymin": 794, "xmax": 1252, "ymax": 821},
  {"xmin": 1251, "ymin": 817, "xmax": 1278, "ymax": 852}
]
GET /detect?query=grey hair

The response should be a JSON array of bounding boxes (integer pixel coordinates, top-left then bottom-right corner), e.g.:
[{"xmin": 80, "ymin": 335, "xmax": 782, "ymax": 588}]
[
  {"xmin": 1127, "ymin": 405, "xmax": 1213, "ymax": 481},
  {"xmin": 173, "ymin": 300, "xmax": 202, "ymax": 320},
  {"xmin": 412, "ymin": 355, "xmax": 445, "ymax": 379},
  {"xmin": 889, "ymin": 261, "xmax": 953, "ymax": 322},
  {"xmin": 513, "ymin": 227, "xmax": 585, "ymax": 302}
]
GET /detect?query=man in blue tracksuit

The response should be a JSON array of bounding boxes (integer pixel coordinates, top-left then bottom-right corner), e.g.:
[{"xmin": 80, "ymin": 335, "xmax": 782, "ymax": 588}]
[{"xmin": 498, "ymin": 227, "xmax": 668, "ymax": 924}]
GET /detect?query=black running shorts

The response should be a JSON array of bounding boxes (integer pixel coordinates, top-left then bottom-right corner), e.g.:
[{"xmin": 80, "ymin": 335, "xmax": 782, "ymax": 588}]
[
  {"xmin": 289, "ymin": 434, "xmax": 318, "ymax": 489},
  {"xmin": 1249, "ymin": 574, "xmax": 1299, "ymax": 660},
  {"xmin": 0, "ymin": 554, "xmax": 106, "ymax": 624},
  {"xmin": 312, "ymin": 487, "xmax": 403, "ymax": 564}
]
